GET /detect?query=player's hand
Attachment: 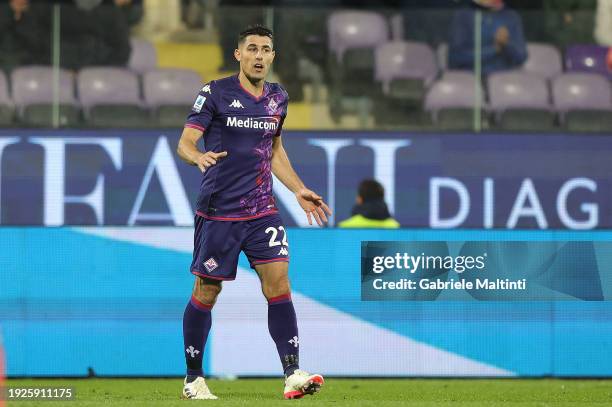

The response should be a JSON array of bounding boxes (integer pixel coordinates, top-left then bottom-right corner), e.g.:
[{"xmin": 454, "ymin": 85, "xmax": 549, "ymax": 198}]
[
  {"xmin": 295, "ymin": 188, "xmax": 332, "ymax": 226},
  {"xmin": 195, "ymin": 151, "xmax": 227, "ymax": 173}
]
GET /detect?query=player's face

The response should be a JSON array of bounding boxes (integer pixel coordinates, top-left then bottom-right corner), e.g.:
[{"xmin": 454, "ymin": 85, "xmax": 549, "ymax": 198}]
[{"xmin": 235, "ymin": 35, "xmax": 275, "ymax": 82}]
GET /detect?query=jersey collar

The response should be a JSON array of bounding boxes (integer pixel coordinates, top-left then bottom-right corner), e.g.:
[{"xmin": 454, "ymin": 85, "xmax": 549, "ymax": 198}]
[{"xmin": 234, "ymin": 74, "xmax": 269, "ymax": 102}]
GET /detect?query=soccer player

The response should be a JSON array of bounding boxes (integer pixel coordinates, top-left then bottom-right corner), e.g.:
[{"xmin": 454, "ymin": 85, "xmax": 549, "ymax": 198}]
[{"xmin": 176, "ymin": 24, "xmax": 331, "ymax": 400}]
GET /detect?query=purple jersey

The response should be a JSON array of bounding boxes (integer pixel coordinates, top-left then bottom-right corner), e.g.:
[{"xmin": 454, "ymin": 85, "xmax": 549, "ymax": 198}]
[{"xmin": 185, "ymin": 74, "xmax": 289, "ymax": 221}]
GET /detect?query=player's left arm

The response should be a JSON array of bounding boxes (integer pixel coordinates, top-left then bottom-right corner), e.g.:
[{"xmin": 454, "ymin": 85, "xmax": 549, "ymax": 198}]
[{"xmin": 271, "ymin": 135, "xmax": 332, "ymax": 226}]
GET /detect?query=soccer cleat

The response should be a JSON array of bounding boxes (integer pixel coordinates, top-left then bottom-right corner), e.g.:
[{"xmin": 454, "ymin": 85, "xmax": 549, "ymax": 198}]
[
  {"xmin": 283, "ymin": 369, "xmax": 324, "ymax": 399},
  {"xmin": 182, "ymin": 376, "xmax": 218, "ymax": 400}
]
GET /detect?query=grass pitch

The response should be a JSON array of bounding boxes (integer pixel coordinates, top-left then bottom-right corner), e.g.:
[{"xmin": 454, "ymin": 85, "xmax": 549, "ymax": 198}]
[{"xmin": 5, "ymin": 378, "xmax": 612, "ymax": 406}]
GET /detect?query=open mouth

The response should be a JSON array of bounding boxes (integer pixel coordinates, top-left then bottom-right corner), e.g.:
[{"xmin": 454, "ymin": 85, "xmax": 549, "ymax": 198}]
[{"xmin": 254, "ymin": 63, "xmax": 264, "ymax": 72}]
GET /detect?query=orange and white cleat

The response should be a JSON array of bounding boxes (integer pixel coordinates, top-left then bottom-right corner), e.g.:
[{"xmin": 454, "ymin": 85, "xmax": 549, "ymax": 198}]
[{"xmin": 283, "ymin": 369, "xmax": 324, "ymax": 399}]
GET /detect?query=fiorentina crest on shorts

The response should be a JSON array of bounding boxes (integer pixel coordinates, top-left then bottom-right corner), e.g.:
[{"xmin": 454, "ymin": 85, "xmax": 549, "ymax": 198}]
[{"xmin": 203, "ymin": 257, "xmax": 219, "ymax": 272}]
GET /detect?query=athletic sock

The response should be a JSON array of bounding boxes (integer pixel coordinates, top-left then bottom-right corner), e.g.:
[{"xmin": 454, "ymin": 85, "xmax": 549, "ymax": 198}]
[
  {"xmin": 183, "ymin": 295, "xmax": 212, "ymax": 378},
  {"xmin": 267, "ymin": 294, "xmax": 299, "ymax": 377}
]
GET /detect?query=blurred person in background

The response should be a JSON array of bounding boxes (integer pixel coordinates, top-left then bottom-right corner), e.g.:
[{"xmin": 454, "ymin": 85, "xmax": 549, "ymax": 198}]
[
  {"xmin": 339, "ymin": 179, "xmax": 400, "ymax": 229},
  {"xmin": 448, "ymin": 0, "xmax": 527, "ymax": 75},
  {"xmin": 59, "ymin": 0, "xmax": 132, "ymax": 69},
  {"xmin": 0, "ymin": 0, "xmax": 50, "ymax": 74},
  {"xmin": 217, "ymin": 0, "xmax": 265, "ymax": 71},
  {"xmin": 399, "ymin": 0, "xmax": 467, "ymax": 46},
  {"xmin": 544, "ymin": 0, "xmax": 596, "ymax": 47},
  {"xmin": 113, "ymin": 0, "xmax": 143, "ymax": 27}
]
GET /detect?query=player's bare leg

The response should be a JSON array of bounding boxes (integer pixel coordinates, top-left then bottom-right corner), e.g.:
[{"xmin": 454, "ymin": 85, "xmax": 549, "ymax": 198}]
[
  {"xmin": 182, "ymin": 277, "xmax": 221, "ymax": 400},
  {"xmin": 255, "ymin": 262, "xmax": 324, "ymax": 399}
]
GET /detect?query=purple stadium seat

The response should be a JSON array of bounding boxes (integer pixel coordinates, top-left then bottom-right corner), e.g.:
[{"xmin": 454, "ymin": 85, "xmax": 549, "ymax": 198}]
[
  {"xmin": 143, "ymin": 68, "xmax": 202, "ymax": 108},
  {"xmin": 522, "ymin": 43, "xmax": 562, "ymax": 80},
  {"xmin": 328, "ymin": 11, "xmax": 388, "ymax": 62},
  {"xmin": 77, "ymin": 67, "xmax": 147, "ymax": 127},
  {"xmin": 553, "ymin": 73, "xmax": 612, "ymax": 112},
  {"xmin": 488, "ymin": 71, "xmax": 554, "ymax": 130},
  {"xmin": 375, "ymin": 41, "xmax": 438, "ymax": 94},
  {"xmin": 425, "ymin": 72, "xmax": 483, "ymax": 129},
  {"xmin": 128, "ymin": 38, "xmax": 158, "ymax": 74},
  {"xmin": 327, "ymin": 11, "xmax": 388, "ymax": 121},
  {"xmin": 553, "ymin": 73, "xmax": 612, "ymax": 131},
  {"xmin": 425, "ymin": 71, "xmax": 480, "ymax": 114},
  {"xmin": 565, "ymin": 45, "xmax": 612, "ymax": 79},
  {"xmin": 10, "ymin": 66, "xmax": 80, "ymax": 126},
  {"xmin": 77, "ymin": 67, "xmax": 141, "ymax": 113},
  {"xmin": 488, "ymin": 71, "xmax": 550, "ymax": 112},
  {"xmin": 11, "ymin": 66, "xmax": 76, "ymax": 110}
]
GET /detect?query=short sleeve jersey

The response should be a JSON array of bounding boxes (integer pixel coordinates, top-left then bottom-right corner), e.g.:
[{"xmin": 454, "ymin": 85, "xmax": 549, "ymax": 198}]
[{"xmin": 185, "ymin": 74, "xmax": 289, "ymax": 220}]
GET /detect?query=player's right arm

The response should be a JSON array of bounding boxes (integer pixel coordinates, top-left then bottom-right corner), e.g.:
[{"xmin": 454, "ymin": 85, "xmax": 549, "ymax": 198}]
[
  {"xmin": 177, "ymin": 127, "xmax": 227, "ymax": 173},
  {"xmin": 178, "ymin": 81, "xmax": 227, "ymax": 172}
]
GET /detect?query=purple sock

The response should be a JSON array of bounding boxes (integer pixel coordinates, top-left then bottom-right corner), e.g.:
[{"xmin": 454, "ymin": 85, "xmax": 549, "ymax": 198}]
[
  {"xmin": 267, "ymin": 294, "xmax": 299, "ymax": 377},
  {"xmin": 183, "ymin": 295, "xmax": 212, "ymax": 377}
]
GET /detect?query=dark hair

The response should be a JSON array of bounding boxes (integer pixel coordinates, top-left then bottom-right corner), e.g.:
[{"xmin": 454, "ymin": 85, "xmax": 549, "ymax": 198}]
[
  {"xmin": 238, "ymin": 24, "xmax": 274, "ymax": 46},
  {"xmin": 358, "ymin": 179, "xmax": 385, "ymax": 202}
]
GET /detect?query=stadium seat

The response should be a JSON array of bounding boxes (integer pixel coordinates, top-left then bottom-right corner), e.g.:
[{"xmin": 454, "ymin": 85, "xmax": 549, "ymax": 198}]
[
  {"xmin": 11, "ymin": 66, "xmax": 79, "ymax": 127},
  {"xmin": 0, "ymin": 71, "xmax": 14, "ymax": 126},
  {"xmin": 373, "ymin": 41, "xmax": 438, "ymax": 126},
  {"xmin": 425, "ymin": 71, "xmax": 485, "ymax": 131},
  {"xmin": 78, "ymin": 67, "xmax": 148, "ymax": 128},
  {"xmin": 128, "ymin": 38, "xmax": 158, "ymax": 74},
  {"xmin": 565, "ymin": 45, "xmax": 612, "ymax": 80},
  {"xmin": 144, "ymin": 68, "xmax": 202, "ymax": 127},
  {"xmin": 487, "ymin": 71, "xmax": 555, "ymax": 131},
  {"xmin": 553, "ymin": 73, "xmax": 612, "ymax": 132},
  {"xmin": 327, "ymin": 11, "xmax": 388, "ymax": 123},
  {"xmin": 522, "ymin": 43, "xmax": 562, "ymax": 80}
]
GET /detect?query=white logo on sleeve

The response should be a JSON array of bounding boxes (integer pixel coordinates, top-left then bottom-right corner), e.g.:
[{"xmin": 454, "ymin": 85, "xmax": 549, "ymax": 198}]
[
  {"xmin": 186, "ymin": 346, "xmax": 200, "ymax": 358},
  {"xmin": 278, "ymin": 247, "xmax": 288, "ymax": 256},
  {"xmin": 229, "ymin": 99, "xmax": 245, "ymax": 109},
  {"xmin": 193, "ymin": 95, "xmax": 206, "ymax": 113},
  {"xmin": 201, "ymin": 84, "xmax": 211, "ymax": 93},
  {"xmin": 288, "ymin": 336, "xmax": 299, "ymax": 348}
]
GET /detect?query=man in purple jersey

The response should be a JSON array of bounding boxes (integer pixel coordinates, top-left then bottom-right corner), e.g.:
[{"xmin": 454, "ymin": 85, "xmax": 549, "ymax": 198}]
[{"xmin": 176, "ymin": 25, "xmax": 331, "ymax": 400}]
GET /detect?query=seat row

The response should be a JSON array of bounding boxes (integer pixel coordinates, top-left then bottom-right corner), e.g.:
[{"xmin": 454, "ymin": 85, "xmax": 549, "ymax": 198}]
[
  {"xmin": 0, "ymin": 66, "xmax": 202, "ymax": 127},
  {"xmin": 329, "ymin": 10, "xmax": 612, "ymax": 82},
  {"xmin": 425, "ymin": 71, "xmax": 612, "ymax": 131}
]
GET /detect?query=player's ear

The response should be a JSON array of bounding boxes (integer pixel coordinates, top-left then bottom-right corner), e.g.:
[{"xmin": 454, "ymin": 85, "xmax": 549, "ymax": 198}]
[
  {"xmin": 270, "ymin": 49, "xmax": 275, "ymax": 62},
  {"xmin": 234, "ymin": 48, "xmax": 241, "ymax": 62}
]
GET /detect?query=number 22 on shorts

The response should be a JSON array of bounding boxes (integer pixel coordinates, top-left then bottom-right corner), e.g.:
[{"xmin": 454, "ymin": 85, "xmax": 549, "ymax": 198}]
[{"xmin": 265, "ymin": 226, "xmax": 288, "ymax": 247}]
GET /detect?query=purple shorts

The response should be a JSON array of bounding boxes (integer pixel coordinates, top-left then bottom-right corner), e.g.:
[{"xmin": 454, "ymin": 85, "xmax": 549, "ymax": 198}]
[{"xmin": 190, "ymin": 213, "xmax": 290, "ymax": 281}]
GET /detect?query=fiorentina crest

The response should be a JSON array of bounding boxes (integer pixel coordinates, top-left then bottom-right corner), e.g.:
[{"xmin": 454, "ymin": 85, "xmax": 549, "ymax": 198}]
[
  {"xmin": 203, "ymin": 257, "xmax": 219, "ymax": 272},
  {"xmin": 267, "ymin": 98, "xmax": 278, "ymax": 112}
]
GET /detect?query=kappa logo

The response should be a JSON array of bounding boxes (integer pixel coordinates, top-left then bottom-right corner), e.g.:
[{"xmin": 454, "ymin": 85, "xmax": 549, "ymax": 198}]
[
  {"xmin": 288, "ymin": 336, "xmax": 299, "ymax": 348},
  {"xmin": 186, "ymin": 345, "xmax": 200, "ymax": 358},
  {"xmin": 229, "ymin": 99, "xmax": 245, "ymax": 109},
  {"xmin": 201, "ymin": 84, "xmax": 211, "ymax": 93},
  {"xmin": 193, "ymin": 95, "xmax": 206, "ymax": 113},
  {"xmin": 278, "ymin": 247, "xmax": 288, "ymax": 256},
  {"xmin": 203, "ymin": 257, "xmax": 218, "ymax": 272}
]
